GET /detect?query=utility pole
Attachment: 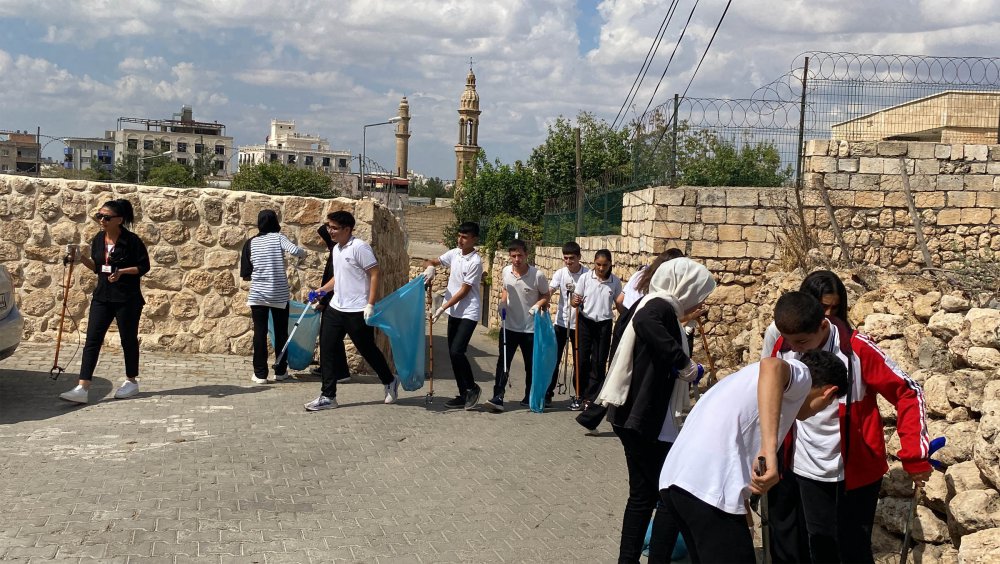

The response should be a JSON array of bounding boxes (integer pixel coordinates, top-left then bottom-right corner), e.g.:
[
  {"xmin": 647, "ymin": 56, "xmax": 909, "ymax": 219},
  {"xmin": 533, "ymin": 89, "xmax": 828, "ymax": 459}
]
[
  {"xmin": 574, "ymin": 127, "xmax": 584, "ymax": 236},
  {"xmin": 36, "ymin": 126, "xmax": 41, "ymax": 177}
]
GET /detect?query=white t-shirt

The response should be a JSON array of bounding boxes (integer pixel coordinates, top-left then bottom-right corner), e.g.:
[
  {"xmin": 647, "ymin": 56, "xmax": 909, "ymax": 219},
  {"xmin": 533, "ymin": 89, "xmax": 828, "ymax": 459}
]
[
  {"xmin": 659, "ymin": 359, "xmax": 812, "ymax": 515},
  {"xmin": 501, "ymin": 265, "xmax": 548, "ymax": 333},
  {"xmin": 760, "ymin": 322, "xmax": 781, "ymax": 359},
  {"xmin": 622, "ymin": 266, "xmax": 646, "ymax": 310},
  {"xmin": 550, "ymin": 266, "xmax": 589, "ymax": 329},
  {"xmin": 329, "ymin": 237, "xmax": 378, "ymax": 312},
  {"xmin": 439, "ymin": 247, "xmax": 483, "ymax": 321},
  {"xmin": 774, "ymin": 328, "xmax": 856, "ymax": 482},
  {"xmin": 575, "ymin": 270, "xmax": 622, "ymax": 322}
]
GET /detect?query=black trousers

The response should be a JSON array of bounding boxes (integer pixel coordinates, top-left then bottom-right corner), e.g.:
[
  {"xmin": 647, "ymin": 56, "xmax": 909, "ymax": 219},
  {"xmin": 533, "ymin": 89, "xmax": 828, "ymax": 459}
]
[
  {"xmin": 549, "ymin": 324, "xmax": 578, "ymax": 399},
  {"xmin": 578, "ymin": 315, "xmax": 613, "ymax": 402},
  {"xmin": 319, "ymin": 308, "xmax": 393, "ymax": 398},
  {"xmin": 79, "ymin": 298, "xmax": 143, "ymax": 380},
  {"xmin": 614, "ymin": 426, "xmax": 678, "ymax": 564},
  {"xmin": 493, "ymin": 329, "xmax": 533, "ymax": 400},
  {"xmin": 769, "ymin": 472, "xmax": 882, "ymax": 564},
  {"xmin": 250, "ymin": 304, "xmax": 289, "ymax": 378},
  {"xmin": 663, "ymin": 486, "xmax": 756, "ymax": 564},
  {"xmin": 446, "ymin": 316, "xmax": 478, "ymax": 396}
]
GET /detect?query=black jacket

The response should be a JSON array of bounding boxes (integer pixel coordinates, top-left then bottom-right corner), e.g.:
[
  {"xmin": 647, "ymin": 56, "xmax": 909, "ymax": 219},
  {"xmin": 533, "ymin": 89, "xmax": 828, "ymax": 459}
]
[
  {"xmin": 607, "ymin": 297, "xmax": 690, "ymax": 439},
  {"xmin": 90, "ymin": 228, "xmax": 150, "ymax": 304}
]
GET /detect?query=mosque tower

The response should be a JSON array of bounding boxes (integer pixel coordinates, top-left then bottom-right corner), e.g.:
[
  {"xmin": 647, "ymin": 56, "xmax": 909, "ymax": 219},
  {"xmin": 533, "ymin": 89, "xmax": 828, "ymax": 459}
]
[
  {"xmin": 454, "ymin": 65, "xmax": 481, "ymax": 193},
  {"xmin": 394, "ymin": 96, "xmax": 410, "ymax": 178}
]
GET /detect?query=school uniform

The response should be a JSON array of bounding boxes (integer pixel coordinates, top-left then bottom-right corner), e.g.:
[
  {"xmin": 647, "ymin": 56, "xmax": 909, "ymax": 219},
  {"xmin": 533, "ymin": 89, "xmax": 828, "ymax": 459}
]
[
  {"xmin": 621, "ymin": 266, "xmax": 646, "ymax": 310},
  {"xmin": 660, "ymin": 360, "xmax": 813, "ymax": 564},
  {"xmin": 547, "ymin": 265, "xmax": 589, "ymax": 400},
  {"xmin": 492, "ymin": 265, "xmax": 548, "ymax": 403},
  {"xmin": 439, "ymin": 247, "xmax": 483, "ymax": 398},
  {"xmin": 573, "ymin": 270, "xmax": 622, "ymax": 402},
  {"xmin": 319, "ymin": 236, "xmax": 394, "ymax": 399}
]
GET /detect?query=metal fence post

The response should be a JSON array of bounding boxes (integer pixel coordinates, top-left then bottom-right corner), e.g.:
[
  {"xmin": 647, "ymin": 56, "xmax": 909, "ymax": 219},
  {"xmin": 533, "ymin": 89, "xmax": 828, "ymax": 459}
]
[
  {"xmin": 793, "ymin": 56, "xmax": 811, "ymax": 249},
  {"xmin": 670, "ymin": 94, "xmax": 679, "ymax": 187}
]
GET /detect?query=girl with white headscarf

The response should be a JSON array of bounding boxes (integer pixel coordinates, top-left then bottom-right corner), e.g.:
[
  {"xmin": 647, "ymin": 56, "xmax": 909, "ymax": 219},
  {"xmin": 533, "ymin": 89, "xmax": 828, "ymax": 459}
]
[{"xmin": 597, "ymin": 257, "xmax": 715, "ymax": 563}]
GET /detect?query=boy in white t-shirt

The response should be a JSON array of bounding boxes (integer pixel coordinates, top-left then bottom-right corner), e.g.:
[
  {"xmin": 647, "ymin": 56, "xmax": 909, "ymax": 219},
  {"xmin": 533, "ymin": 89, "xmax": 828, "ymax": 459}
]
[
  {"xmin": 546, "ymin": 242, "xmax": 589, "ymax": 407},
  {"xmin": 423, "ymin": 222, "xmax": 484, "ymax": 410},
  {"xmin": 659, "ymin": 352, "xmax": 848, "ymax": 564}
]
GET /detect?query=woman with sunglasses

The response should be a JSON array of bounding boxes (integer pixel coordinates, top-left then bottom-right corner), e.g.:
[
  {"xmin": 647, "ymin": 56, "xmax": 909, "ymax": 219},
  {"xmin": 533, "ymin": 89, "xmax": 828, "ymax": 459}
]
[{"xmin": 59, "ymin": 199, "xmax": 150, "ymax": 404}]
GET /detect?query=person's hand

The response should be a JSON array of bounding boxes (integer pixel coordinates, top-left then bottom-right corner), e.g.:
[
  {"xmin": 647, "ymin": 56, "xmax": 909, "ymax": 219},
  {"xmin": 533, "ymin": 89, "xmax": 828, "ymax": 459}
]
[
  {"xmin": 680, "ymin": 304, "xmax": 709, "ymax": 324},
  {"xmin": 64, "ymin": 244, "xmax": 79, "ymax": 264},
  {"xmin": 565, "ymin": 282, "xmax": 575, "ymax": 293},
  {"xmin": 910, "ymin": 470, "xmax": 932, "ymax": 487},
  {"xmin": 677, "ymin": 360, "xmax": 703, "ymax": 383},
  {"xmin": 528, "ymin": 305, "xmax": 539, "ymax": 316},
  {"xmin": 108, "ymin": 270, "xmax": 122, "ymax": 283},
  {"xmin": 749, "ymin": 451, "xmax": 779, "ymax": 495},
  {"xmin": 430, "ymin": 306, "xmax": 445, "ymax": 323},
  {"xmin": 423, "ymin": 265, "xmax": 436, "ymax": 280},
  {"xmin": 500, "ymin": 306, "xmax": 507, "ymax": 320},
  {"xmin": 363, "ymin": 304, "xmax": 374, "ymax": 322},
  {"xmin": 307, "ymin": 290, "xmax": 326, "ymax": 303},
  {"xmin": 571, "ymin": 294, "xmax": 583, "ymax": 307}
]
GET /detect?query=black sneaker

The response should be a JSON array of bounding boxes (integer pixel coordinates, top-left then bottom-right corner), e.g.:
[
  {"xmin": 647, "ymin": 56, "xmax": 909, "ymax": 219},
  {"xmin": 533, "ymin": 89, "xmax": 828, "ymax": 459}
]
[
  {"xmin": 484, "ymin": 397, "xmax": 504, "ymax": 412},
  {"xmin": 464, "ymin": 386, "xmax": 481, "ymax": 410},
  {"xmin": 519, "ymin": 396, "xmax": 529, "ymax": 407},
  {"xmin": 569, "ymin": 398, "xmax": 582, "ymax": 411},
  {"xmin": 444, "ymin": 396, "xmax": 465, "ymax": 409},
  {"xmin": 544, "ymin": 397, "xmax": 553, "ymax": 408}
]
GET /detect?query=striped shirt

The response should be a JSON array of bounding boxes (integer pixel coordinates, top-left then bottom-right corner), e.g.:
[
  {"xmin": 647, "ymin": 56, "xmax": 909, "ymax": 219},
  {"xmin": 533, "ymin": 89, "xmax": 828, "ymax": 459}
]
[{"xmin": 247, "ymin": 233, "xmax": 306, "ymax": 308}]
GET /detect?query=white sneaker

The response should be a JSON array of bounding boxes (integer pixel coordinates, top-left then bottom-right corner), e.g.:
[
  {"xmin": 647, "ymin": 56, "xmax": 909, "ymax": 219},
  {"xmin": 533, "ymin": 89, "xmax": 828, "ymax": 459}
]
[
  {"xmin": 59, "ymin": 385, "xmax": 89, "ymax": 404},
  {"xmin": 270, "ymin": 372, "xmax": 289, "ymax": 382},
  {"xmin": 384, "ymin": 377, "xmax": 399, "ymax": 404},
  {"xmin": 114, "ymin": 380, "xmax": 139, "ymax": 399},
  {"xmin": 304, "ymin": 395, "xmax": 337, "ymax": 411},
  {"xmin": 251, "ymin": 376, "xmax": 268, "ymax": 385}
]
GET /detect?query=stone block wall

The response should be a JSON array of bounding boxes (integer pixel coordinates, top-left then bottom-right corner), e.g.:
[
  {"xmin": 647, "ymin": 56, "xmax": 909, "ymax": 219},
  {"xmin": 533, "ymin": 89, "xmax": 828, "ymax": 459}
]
[{"xmin": 0, "ymin": 176, "xmax": 407, "ymax": 371}]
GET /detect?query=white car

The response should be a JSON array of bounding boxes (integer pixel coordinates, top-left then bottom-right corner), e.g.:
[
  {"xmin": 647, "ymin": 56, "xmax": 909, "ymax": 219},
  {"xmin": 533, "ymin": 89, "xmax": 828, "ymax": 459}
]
[{"xmin": 0, "ymin": 264, "xmax": 23, "ymax": 360}]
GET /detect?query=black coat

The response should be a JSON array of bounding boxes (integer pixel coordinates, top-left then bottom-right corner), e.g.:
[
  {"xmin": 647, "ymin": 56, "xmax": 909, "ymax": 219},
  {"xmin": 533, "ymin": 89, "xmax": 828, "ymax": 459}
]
[
  {"xmin": 89, "ymin": 228, "xmax": 150, "ymax": 304},
  {"xmin": 607, "ymin": 297, "xmax": 691, "ymax": 439}
]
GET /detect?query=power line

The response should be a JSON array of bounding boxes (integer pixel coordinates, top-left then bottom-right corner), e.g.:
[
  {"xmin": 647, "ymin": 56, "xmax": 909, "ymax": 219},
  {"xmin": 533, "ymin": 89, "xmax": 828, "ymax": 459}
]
[
  {"xmin": 611, "ymin": 0, "xmax": 681, "ymax": 131},
  {"xmin": 634, "ymin": 0, "xmax": 701, "ymax": 132}
]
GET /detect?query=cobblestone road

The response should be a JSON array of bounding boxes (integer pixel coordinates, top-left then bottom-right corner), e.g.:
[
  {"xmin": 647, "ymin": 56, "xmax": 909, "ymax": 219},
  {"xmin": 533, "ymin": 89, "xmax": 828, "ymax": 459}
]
[{"xmin": 0, "ymin": 325, "xmax": 628, "ymax": 563}]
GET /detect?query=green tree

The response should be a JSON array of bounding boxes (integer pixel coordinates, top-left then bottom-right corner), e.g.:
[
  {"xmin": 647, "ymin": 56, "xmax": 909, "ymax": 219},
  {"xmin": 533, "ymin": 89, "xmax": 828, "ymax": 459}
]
[
  {"xmin": 231, "ymin": 161, "xmax": 337, "ymax": 197},
  {"xmin": 528, "ymin": 111, "xmax": 631, "ymax": 199},
  {"xmin": 676, "ymin": 129, "xmax": 792, "ymax": 187},
  {"xmin": 409, "ymin": 176, "xmax": 450, "ymax": 200},
  {"xmin": 145, "ymin": 161, "xmax": 201, "ymax": 187}
]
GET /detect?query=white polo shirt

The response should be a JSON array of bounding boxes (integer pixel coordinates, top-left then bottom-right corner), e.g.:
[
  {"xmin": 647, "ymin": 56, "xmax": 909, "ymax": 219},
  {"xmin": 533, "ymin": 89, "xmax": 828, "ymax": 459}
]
[
  {"xmin": 501, "ymin": 265, "xmax": 548, "ymax": 333},
  {"xmin": 330, "ymin": 236, "xmax": 378, "ymax": 313},
  {"xmin": 550, "ymin": 265, "xmax": 589, "ymax": 329},
  {"xmin": 439, "ymin": 247, "xmax": 482, "ymax": 322},
  {"xmin": 659, "ymin": 359, "xmax": 812, "ymax": 515},
  {"xmin": 575, "ymin": 270, "xmax": 623, "ymax": 322}
]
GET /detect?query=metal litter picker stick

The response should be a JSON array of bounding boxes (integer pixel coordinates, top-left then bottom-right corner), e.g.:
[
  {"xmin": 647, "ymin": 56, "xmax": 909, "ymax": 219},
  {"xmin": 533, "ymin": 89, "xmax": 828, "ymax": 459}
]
[
  {"xmin": 50, "ymin": 247, "xmax": 76, "ymax": 379},
  {"xmin": 273, "ymin": 291, "xmax": 324, "ymax": 370}
]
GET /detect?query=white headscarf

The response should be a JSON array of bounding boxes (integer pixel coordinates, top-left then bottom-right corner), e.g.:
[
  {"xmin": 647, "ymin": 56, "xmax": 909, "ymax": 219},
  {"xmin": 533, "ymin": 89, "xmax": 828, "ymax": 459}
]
[{"xmin": 596, "ymin": 257, "xmax": 716, "ymax": 410}]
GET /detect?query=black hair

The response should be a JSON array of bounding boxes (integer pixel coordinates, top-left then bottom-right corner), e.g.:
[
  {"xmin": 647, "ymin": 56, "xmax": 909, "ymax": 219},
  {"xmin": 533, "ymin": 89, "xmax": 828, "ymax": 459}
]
[
  {"xmin": 327, "ymin": 210, "xmax": 356, "ymax": 230},
  {"xmin": 257, "ymin": 209, "xmax": 280, "ymax": 234},
  {"xmin": 561, "ymin": 242, "xmax": 582, "ymax": 256},
  {"xmin": 636, "ymin": 248, "xmax": 686, "ymax": 293},
  {"xmin": 799, "ymin": 349, "xmax": 849, "ymax": 397},
  {"xmin": 774, "ymin": 291, "xmax": 826, "ymax": 335},
  {"xmin": 507, "ymin": 239, "xmax": 527, "ymax": 254},
  {"xmin": 102, "ymin": 199, "xmax": 136, "ymax": 228},
  {"xmin": 457, "ymin": 221, "xmax": 480, "ymax": 237},
  {"xmin": 800, "ymin": 270, "xmax": 852, "ymax": 330},
  {"xmin": 595, "ymin": 248, "xmax": 614, "ymax": 278}
]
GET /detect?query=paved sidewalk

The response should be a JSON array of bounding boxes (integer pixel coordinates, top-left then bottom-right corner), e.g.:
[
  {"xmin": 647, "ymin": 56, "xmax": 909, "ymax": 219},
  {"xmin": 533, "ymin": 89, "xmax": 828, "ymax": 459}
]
[{"xmin": 0, "ymin": 324, "xmax": 628, "ymax": 563}]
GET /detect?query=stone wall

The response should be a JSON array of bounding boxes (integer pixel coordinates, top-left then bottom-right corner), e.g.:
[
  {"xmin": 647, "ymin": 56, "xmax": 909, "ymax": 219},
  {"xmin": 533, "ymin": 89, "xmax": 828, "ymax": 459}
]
[{"xmin": 0, "ymin": 176, "xmax": 407, "ymax": 370}]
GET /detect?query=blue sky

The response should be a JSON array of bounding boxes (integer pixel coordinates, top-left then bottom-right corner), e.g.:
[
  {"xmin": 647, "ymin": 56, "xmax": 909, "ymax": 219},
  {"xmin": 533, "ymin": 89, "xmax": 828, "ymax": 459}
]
[{"xmin": 2, "ymin": 0, "xmax": 1000, "ymax": 179}]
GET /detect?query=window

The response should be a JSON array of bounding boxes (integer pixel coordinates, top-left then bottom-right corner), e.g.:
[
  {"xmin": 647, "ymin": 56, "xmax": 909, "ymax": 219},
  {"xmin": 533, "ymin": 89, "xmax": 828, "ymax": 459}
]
[
  {"xmin": 287, "ymin": 154, "xmax": 296, "ymax": 164},
  {"xmin": 194, "ymin": 143, "xmax": 204, "ymax": 154},
  {"xmin": 304, "ymin": 155, "xmax": 314, "ymax": 166},
  {"xmin": 177, "ymin": 142, "xmax": 187, "ymax": 153},
  {"xmin": 215, "ymin": 145, "xmax": 225, "ymax": 155},
  {"xmin": 269, "ymin": 153, "xmax": 278, "ymax": 162},
  {"xmin": 214, "ymin": 160, "xmax": 224, "ymax": 171},
  {"xmin": 127, "ymin": 139, "xmax": 138, "ymax": 150},
  {"xmin": 0, "ymin": 165, "xmax": 8, "ymax": 172},
  {"xmin": 177, "ymin": 158, "xmax": 188, "ymax": 165},
  {"xmin": 0, "ymin": 149, "xmax": 8, "ymax": 157},
  {"xmin": 143, "ymin": 140, "xmax": 154, "ymax": 150},
  {"xmin": 338, "ymin": 158, "xmax": 348, "ymax": 168},
  {"xmin": 161, "ymin": 141, "xmax": 170, "ymax": 152},
  {"xmin": 322, "ymin": 157, "xmax": 331, "ymax": 167}
]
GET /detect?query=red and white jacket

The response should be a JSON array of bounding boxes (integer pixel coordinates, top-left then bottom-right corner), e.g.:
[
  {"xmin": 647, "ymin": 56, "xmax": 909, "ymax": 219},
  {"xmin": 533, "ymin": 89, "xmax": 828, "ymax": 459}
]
[{"xmin": 772, "ymin": 321, "xmax": 931, "ymax": 490}]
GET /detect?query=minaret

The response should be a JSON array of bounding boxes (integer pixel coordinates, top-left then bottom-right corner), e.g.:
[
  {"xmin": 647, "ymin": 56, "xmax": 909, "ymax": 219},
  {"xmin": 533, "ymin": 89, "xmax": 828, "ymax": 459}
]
[
  {"xmin": 395, "ymin": 96, "xmax": 410, "ymax": 178},
  {"xmin": 454, "ymin": 65, "xmax": 481, "ymax": 193}
]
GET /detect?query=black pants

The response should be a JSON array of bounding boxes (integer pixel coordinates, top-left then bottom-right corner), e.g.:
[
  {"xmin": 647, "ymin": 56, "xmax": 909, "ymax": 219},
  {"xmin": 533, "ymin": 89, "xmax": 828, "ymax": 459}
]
[
  {"xmin": 578, "ymin": 315, "xmax": 613, "ymax": 401},
  {"xmin": 79, "ymin": 298, "xmax": 143, "ymax": 380},
  {"xmin": 663, "ymin": 486, "xmax": 755, "ymax": 564},
  {"xmin": 768, "ymin": 471, "xmax": 809, "ymax": 564},
  {"xmin": 446, "ymin": 316, "xmax": 478, "ymax": 396},
  {"xmin": 320, "ymin": 308, "xmax": 393, "ymax": 398},
  {"xmin": 548, "ymin": 325, "xmax": 578, "ymax": 399},
  {"xmin": 250, "ymin": 304, "xmax": 289, "ymax": 378},
  {"xmin": 614, "ymin": 426, "xmax": 678, "ymax": 563},
  {"xmin": 769, "ymin": 472, "xmax": 882, "ymax": 564},
  {"xmin": 493, "ymin": 329, "xmax": 533, "ymax": 400}
]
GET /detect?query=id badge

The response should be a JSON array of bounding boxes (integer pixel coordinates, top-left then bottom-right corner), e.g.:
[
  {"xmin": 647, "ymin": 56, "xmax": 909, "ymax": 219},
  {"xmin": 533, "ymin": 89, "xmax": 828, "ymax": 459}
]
[{"xmin": 101, "ymin": 265, "xmax": 113, "ymax": 273}]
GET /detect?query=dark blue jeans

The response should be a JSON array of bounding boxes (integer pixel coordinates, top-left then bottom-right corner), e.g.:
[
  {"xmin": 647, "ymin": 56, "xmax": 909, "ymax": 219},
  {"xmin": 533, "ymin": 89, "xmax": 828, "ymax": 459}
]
[{"xmin": 493, "ymin": 329, "xmax": 533, "ymax": 400}]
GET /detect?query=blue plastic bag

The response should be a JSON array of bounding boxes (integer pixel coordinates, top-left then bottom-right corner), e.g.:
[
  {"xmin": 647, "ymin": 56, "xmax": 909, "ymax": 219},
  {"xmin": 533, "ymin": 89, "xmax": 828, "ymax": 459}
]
[
  {"xmin": 529, "ymin": 311, "xmax": 558, "ymax": 413},
  {"xmin": 642, "ymin": 510, "xmax": 688, "ymax": 561},
  {"xmin": 267, "ymin": 300, "xmax": 321, "ymax": 371},
  {"xmin": 366, "ymin": 275, "xmax": 427, "ymax": 391}
]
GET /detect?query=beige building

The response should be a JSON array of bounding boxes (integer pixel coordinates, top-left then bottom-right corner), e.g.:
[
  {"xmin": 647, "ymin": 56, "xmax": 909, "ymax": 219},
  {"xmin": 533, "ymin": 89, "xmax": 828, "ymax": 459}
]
[
  {"xmin": 831, "ymin": 90, "xmax": 1000, "ymax": 144},
  {"xmin": 238, "ymin": 120, "xmax": 352, "ymax": 173},
  {"xmin": 454, "ymin": 67, "xmax": 481, "ymax": 192},
  {"xmin": 107, "ymin": 105, "xmax": 234, "ymax": 177},
  {"xmin": 0, "ymin": 130, "xmax": 40, "ymax": 174}
]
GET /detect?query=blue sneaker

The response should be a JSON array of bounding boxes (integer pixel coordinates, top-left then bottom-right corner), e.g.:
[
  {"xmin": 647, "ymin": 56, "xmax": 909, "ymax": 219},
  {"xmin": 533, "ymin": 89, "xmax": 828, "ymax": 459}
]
[{"xmin": 484, "ymin": 397, "xmax": 504, "ymax": 412}]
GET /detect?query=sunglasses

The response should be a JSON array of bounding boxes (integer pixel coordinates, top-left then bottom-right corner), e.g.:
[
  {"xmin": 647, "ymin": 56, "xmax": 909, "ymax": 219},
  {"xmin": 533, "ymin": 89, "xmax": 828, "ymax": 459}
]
[{"xmin": 94, "ymin": 213, "xmax": 119, "ymax": 221}]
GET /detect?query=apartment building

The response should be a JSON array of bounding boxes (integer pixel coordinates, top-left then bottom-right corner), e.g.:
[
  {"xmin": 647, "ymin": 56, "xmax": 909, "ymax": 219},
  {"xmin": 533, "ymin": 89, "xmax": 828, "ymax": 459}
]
[
  {"xmin": 107, "ymin": 105, "xmax": 234, "ymax": 176},
  {"xmin": 238, "ymin": 120, "xmax": 352, "ymax": 173},
  {"xmin": 0, "ymin": 130, "xmax": 40, "ymax": 174}
]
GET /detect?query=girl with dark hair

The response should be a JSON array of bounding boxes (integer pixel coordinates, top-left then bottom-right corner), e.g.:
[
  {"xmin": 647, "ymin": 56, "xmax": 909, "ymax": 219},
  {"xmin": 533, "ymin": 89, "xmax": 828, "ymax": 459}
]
[
  {"xmin": 244, "ymin": 209, "xmax": 306, "ymax": 384},
  {"xmin": 571, "ymin": 249, "xmax": 623, "ymax": 413},
  {"xmin": 761, "ymin": 270, "xmax": 852, "ymax": 358},
  {"xmin": 59, "ymin": 198, "xmax": 150, "ymax": 404}
]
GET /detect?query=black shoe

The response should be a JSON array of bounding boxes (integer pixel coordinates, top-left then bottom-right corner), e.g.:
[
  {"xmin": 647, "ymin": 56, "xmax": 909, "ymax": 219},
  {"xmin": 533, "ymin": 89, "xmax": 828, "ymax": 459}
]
[
  {"xmin": 484, "ymin": 397, "xmax": 504, "ymax": 412},
  {"xmin": 569, "ymin": 398, "xmax": 582, "ymax": 411},
  {"xmin": 464, "ymin": 386, "xmax": 481, "ymax": 410},
  {"xmin": 544, "ymin": 397, "xmax": 553, "ymax": 408},
  {"xmin": 444, "ymin": 396, "xmax": 465, "ymax": 409},
  {"xmin": 519, "ymin": 396, "xmax": 529, "ymax": 407}
]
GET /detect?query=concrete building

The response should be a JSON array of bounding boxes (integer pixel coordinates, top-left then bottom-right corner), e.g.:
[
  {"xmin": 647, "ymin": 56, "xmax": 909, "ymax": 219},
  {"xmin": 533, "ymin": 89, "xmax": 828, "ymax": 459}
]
[
  {"xmin": 238, "ymin": 120, "xmax": 351, "ymax": 173},
  {"xmin": 454, "ymin": 67, "xmax": 481, "ymax": 193},
  {"xmin": 62, "ymin": 137, "xmax": 114, "ymax": 173},
  {"xmin": 832, "ymin": 90, "xmax": 1000, "ymax": 144},
  {"xmin": 107, "ymin": 105, "xmax": 233, "ymax": 176},
  {"xmin": 0, "ymin": 130, "xmax": 40, "ymax": 174}
]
